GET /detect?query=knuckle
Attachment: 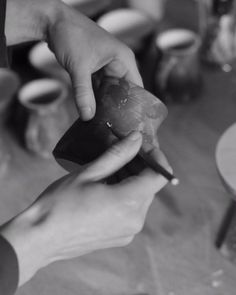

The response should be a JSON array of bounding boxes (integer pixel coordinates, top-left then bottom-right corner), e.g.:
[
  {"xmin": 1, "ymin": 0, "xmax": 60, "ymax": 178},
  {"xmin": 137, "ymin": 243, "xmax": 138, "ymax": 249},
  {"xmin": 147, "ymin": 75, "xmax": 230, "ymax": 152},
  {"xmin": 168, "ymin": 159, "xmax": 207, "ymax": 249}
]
[
  {"xmin": 132, "ymin": 219, "xmax": 144, "ymax": 234},
  {"xmin": 119, "ymin": 200, "xmax": 146, "ymax": 234},
  {"xmin": 73, "ymin": 84, "xmax": 91, "ymax": 100},
  {"xmin": 61, "ymin": 54, "xmax": 73, "ymax": 72},
  {"xmin": 125, "ymin": 47, "xmax": 136, "ymax": 60},
  {"xmin": 117, "ymin": 44, "xmax": 136, "ymax": 62},
  {"xmin": 77, "ymin": 182, "xmax": 106, "ymax": 199},
  {"xmin": 113, "ymin": 238, "xmax": 132, "ymax": 248},
  {"xmin": 124, "ymin": 214, "xmax": 144, "ymax": 235},
  {"xmin": 109, "ymin": 144, "xmax": 124, "ymax": 158},
  {"xmin": 121, "ymin": 236, "xmax": 134, "ymax": 246},
  {"xmin": 89, "ymin": 183, "xmax": 108, "ymax": 197}
]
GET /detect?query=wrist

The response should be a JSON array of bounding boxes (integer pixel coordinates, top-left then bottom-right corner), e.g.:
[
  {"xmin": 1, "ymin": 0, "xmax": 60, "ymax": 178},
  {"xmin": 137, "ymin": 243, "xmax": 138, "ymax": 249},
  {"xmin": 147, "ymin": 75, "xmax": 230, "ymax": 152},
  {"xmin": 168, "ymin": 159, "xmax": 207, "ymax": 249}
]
[
  {"xmin": 0, "ymin": 206, "xmax": 50, "ymax": 286},
  {"xmin": 5, "ymin": 0, "xmax": 61, "ymax": 45}
]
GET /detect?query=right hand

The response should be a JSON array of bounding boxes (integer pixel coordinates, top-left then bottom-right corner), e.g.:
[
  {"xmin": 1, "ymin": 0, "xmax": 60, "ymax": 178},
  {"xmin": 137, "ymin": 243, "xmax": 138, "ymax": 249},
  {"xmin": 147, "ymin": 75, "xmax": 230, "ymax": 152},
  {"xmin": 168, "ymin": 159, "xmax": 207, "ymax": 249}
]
[{"xmin": 0, "ymin": 132, "xmax": 169, "ymax": 286}]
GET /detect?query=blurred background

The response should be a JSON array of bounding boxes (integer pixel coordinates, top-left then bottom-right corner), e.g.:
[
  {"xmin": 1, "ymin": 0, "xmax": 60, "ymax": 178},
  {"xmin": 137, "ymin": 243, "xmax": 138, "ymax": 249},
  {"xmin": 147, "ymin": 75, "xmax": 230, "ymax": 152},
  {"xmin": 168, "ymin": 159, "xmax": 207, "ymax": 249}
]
[{"xmin": 2, "ymin": 0, "xmax": 236, "ymax": 294}]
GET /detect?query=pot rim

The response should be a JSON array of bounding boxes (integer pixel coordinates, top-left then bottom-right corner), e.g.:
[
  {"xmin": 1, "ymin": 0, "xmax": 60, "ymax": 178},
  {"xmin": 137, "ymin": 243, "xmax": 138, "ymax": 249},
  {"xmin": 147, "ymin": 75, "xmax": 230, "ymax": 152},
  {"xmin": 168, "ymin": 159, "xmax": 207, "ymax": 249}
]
[
  {"xmin": 18, "ymin": 78, "xmax": 68, "ymax": 112},
  {"xmin": 155, "ymin": 28, "xmax": 201, "ymax": 56}
]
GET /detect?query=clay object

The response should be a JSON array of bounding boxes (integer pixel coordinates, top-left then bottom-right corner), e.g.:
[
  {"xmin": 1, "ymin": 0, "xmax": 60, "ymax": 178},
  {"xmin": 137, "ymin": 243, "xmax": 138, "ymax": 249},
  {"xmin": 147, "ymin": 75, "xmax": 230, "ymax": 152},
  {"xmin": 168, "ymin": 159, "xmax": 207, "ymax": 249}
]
[{"xmin": 53, "ymin": 77, "xmax": 167, "ymax": 170}]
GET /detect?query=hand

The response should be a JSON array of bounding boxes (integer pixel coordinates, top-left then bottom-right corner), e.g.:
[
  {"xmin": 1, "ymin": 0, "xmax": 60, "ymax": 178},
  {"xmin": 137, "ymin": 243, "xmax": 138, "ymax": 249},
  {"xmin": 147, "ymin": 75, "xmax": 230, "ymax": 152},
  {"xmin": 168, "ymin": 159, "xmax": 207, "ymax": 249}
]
[
  {"xmin": 6, "ymin": 0, "xmax": 143, "ymax": 120},
  {"xmin": 0, "ymin": 132, "xmax": 169, "ymax": 287}
]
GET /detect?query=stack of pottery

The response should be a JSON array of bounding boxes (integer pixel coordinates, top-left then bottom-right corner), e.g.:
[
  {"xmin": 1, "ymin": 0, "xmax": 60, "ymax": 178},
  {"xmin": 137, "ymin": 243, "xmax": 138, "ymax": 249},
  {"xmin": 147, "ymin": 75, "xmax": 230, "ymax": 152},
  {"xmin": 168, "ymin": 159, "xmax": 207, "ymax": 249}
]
[{"xmin": 0, "ymin": 69, "xmax": 20, "ymax": 175}]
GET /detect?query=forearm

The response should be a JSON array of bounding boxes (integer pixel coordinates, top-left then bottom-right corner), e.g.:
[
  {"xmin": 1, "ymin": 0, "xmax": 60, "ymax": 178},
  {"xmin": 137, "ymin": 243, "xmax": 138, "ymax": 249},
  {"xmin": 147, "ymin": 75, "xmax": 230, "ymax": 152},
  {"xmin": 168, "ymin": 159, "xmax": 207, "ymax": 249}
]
[
  {"xmin": 0, "ymin": 235, "xmax": 19, "ymax": 295},
  {"xmin": 0, "ymin": 208, "xmax": 49, "ymax": 287}
]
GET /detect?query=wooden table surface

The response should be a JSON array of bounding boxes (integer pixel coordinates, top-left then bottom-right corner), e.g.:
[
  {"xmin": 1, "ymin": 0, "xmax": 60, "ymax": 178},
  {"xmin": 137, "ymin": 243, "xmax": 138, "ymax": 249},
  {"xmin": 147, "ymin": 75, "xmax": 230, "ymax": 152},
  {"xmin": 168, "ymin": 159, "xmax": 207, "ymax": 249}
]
[
  {"xmin": 1, "ymin": 1, "xmax": 236, "ymax": 295},
  {"xmin": 216, "ymin": 123, "xmax": 236, "ymax": 196}
]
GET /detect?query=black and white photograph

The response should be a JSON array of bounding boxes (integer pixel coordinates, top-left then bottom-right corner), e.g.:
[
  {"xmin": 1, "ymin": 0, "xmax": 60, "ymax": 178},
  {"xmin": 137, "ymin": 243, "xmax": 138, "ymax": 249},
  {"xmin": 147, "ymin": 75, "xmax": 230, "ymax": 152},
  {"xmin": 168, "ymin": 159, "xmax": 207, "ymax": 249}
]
[{"xmin": 1, "ymin": 0, "xmax": 236, "ymax": 294}]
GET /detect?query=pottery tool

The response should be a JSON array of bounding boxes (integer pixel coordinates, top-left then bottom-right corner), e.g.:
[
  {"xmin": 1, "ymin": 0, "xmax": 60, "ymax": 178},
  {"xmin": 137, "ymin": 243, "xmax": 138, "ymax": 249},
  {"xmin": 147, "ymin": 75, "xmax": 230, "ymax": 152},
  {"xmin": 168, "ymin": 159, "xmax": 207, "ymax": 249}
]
[
  {"xmin": 108, "ymin": 125, "xmax": 179, "ymax": 186},
  {"xmin": 139, "ymin": 153, "xmax": 179, "ymax": 185}
]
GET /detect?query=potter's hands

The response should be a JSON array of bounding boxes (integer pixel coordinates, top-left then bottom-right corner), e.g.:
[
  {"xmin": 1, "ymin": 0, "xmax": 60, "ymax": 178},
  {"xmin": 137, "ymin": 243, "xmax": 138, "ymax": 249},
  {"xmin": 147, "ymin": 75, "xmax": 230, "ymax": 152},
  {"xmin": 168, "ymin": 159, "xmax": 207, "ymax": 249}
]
[
  {"xmin": 0, "ymin": 132, "xmax": 168, "ymax": 287},
  {"xmin": 6, "ymin": 0, "xmax": 142, "ymax": 120}
]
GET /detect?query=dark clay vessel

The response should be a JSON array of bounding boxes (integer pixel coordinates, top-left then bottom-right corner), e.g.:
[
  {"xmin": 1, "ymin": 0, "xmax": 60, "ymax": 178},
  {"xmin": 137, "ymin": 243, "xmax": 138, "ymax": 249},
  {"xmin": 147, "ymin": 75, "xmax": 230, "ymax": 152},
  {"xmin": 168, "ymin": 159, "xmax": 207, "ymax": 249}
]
[{"xmin": 53, "ymin": 77, "xmax": 167, "ymax": 171}]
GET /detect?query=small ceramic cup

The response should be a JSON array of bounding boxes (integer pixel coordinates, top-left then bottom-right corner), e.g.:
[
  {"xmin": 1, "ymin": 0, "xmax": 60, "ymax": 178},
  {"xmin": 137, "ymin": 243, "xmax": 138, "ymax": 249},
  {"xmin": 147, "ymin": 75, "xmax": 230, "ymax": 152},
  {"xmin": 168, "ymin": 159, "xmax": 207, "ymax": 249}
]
[
  {"xmin": 97, "ymin": 8, "xmax": 155, "ymax": 52},
  {"xmin": 155, "ymin": 29, "xmax": 202, "ymax": 103},
  {"xmin": 29, "ymin": 42, "xmax": 70, "ymax": 83},
  {"xmin": 18, "ymin": 79, "xmax": 70, "ymax": 158}
]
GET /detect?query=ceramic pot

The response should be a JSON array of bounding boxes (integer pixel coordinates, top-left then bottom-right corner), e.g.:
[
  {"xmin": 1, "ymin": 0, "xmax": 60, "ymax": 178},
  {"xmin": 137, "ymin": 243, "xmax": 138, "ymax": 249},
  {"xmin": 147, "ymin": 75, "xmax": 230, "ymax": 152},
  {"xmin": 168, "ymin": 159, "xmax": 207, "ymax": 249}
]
[
  {"xmin": 53, "ymin": 77, "xmax": 167, "ymax": 171},
  {"xmin": 97, "ymin": 8, "xmax": 155, "ymax": 52},
  {"xmin": 155, "ymin": 29, "xmax": 202, "ymax": 103},
  {"xmin": 18, "ymin": 79, "xmax": 70, "ymax": 158},
  {"xmin": 0, "ymin": 69, "xmax": 20, "ymax": 174}
]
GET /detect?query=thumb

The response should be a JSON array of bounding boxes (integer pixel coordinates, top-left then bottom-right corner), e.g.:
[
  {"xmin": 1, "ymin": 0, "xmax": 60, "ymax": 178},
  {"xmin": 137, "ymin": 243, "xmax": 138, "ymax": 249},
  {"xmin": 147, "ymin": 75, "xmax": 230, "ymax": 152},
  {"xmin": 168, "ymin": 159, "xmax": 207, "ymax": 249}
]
[
  {"xmin": 71, "ymin": 69, "xmax": 96, "ymax": 121},
  {"xmin": 78, "ymin": 131, "xmax": 142, "ymax": 182}
]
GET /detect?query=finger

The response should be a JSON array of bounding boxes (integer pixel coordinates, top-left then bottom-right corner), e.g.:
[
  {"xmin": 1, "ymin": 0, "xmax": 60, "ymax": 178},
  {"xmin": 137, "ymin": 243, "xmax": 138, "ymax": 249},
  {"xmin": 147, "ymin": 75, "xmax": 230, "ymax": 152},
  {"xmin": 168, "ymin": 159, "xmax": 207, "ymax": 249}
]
[
  {"xmin": 78, "ymin": 131, "xmax": 142, "ymax": 183},
  {"xmin": 71, "ymin": 69, "xmax": 96, "ymax": 120},
  {"xmin": 116, "ymin": 169, "xmax": 168, "ymax": 209},
  {"xmin": 104, "ymin": 50, "xmax": 143, "ymax": 87}
]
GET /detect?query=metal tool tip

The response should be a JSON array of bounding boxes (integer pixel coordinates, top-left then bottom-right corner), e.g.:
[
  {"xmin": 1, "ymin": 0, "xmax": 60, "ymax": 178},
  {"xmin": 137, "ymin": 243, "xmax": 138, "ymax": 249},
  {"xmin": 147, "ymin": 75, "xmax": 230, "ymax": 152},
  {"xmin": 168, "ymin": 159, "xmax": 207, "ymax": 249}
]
[{"xmin": 171, "ymin": 178, "xmax": 179, "ymax": 186}]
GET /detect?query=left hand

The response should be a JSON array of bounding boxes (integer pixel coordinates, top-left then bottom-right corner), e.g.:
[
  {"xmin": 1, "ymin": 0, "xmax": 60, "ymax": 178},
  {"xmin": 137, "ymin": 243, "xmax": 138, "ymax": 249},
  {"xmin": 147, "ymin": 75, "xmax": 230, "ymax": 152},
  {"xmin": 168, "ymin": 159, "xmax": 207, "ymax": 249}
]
[{"xmin": 6, "ymin": 0, "xmax": 143, "ymax": 120}]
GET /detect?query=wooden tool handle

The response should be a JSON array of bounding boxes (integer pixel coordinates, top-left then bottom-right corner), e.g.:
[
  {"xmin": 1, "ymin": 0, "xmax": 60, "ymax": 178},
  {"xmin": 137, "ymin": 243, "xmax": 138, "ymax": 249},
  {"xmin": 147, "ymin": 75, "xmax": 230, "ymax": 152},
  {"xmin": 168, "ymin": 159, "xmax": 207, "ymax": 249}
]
[{"xmin": 0, "ymin": 0, "xmax": 9, "ymax": 67}]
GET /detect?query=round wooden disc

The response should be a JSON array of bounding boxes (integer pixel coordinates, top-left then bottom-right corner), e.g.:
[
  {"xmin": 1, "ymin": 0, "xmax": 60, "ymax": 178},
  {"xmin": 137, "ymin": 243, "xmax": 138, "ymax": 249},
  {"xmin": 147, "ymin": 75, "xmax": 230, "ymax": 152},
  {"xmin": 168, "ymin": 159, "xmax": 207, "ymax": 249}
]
[{"xmin": 216, "ymin": 123, "xmax": 236, "ymax": 196}]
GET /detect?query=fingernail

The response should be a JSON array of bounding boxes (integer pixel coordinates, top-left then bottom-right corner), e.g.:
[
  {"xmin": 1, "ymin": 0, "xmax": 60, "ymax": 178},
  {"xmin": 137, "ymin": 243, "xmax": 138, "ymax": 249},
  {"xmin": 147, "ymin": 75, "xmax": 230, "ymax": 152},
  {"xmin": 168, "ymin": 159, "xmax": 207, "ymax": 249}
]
[
  {"xmin": 79, "ymin": 107, "xmax": 93, "ymax": 120},
  {"xmin": 129, "ymin": 131, "xmax": 142, "ymax": 141}
]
